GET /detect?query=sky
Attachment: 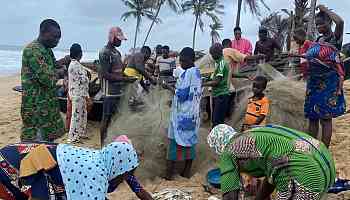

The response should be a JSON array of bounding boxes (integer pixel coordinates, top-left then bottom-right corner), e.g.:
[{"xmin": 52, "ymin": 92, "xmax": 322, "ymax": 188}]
[{"xmin": 1, "ymin": 0, "xmax": 349, "ymax": 54}]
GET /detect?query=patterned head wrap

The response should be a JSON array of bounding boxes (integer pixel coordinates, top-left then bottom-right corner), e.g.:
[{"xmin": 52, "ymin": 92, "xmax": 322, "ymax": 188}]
[
  {"xmin": 57, "ymin": 142, "xmax": 139, "ymax": 200},
  {"xmin": 207, "ymin": 124, "xmax": 237, "ymax": 155},
  {"xmin": 108, "ymin": 26, "xmax": 127, "ymax": 43}
]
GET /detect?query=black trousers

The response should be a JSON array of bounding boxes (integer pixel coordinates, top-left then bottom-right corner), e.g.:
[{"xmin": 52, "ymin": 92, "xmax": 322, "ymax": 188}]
[{"xmin": 212, "ymin": 94, "xmax": 230, "ymax": 128}]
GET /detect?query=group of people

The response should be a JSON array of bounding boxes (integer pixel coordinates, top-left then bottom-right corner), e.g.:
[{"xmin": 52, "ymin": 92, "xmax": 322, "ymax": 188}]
[
  {"xmin": 162, "ymin": 3, "xmax": 346, "ymax": 200},
  {"xmin": 0, "ymin": 2, "xmax": 346, "ymax": 200}
]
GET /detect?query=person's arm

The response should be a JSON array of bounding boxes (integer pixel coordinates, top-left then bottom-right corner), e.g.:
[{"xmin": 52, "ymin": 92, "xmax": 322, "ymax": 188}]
[
  {"xmin": 203, "ymin": 61, "xmax": 225, "ymax": 87},
  {"xmin": 318, "ymin": 4, "xmax": 344, "ymax": 40},
  {"xmin": 255, "ymin": 178, "xmax": 275, "ymax": 200},
  {"xmin": 23, "ymin": 48, "xmax": 56, "ymax": 88},
  {"xmin": 125, "ymin": 174, "xmax": 154, "ymax": 200},
  {"xmin": 220, "ymin": 152, "xmax": 241, "ymax": 200},
  {"xmin": 133, "ymin": 54, "xmax": 154, "ymax": 82},
  {"xmin": 203, "ymin": 76, "xmax": 222, "ymax": 87},
  {"xmin": 99, "ymin": 53, "xmax": 132, "ymax": 82}
]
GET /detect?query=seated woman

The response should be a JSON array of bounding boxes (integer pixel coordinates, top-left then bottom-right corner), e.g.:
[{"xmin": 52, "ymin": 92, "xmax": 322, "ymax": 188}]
[
  {"xmin": 208, "ymin": 124, "xmax": 336, "ymax": 200},
  {"xmin": 0, "ymin": 139, "xmax": 153, "ymax": 200}
]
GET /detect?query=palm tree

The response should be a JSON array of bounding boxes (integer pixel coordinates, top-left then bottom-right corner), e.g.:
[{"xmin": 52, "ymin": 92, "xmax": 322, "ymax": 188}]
[
  {"xmin": 142, "ymin": 0, "xmax": 180, "ymax": 46},
  {"xmin": 306, "ymin": 0, "xmax": 317, "ymax": 40},
  {"xmin": 294, "ymin": 0, "xmax": 308, "ymax": 29},
  {"xmin": 182, "ymin": 0, "xmax": 224, "ymax": 49},
  {"xmin": 121, "ymin": 0, "xmax": 160, "ymax": 49},
  {"xmin": 209, "ymin": 21, "xmax": 223, "ymax": 45},
  {"xmin": 235, "ymin": 0, "xmax": 270, "ymax": 28},
  {"xmin": 261, "ymin": 12, "xmax": 290, "ymax": 49}
]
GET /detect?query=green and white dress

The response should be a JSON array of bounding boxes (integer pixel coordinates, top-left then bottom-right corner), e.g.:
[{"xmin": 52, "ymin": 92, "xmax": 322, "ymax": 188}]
[{"xmin": 220, "ymin": 125, "xmax": 336, "ymax": 200}]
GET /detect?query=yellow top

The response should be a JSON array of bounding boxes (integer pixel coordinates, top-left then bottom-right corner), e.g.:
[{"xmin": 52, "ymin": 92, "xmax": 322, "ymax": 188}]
[{"xmin": 124, "ymin": 67, "xmax": 143, "ymax": 80}]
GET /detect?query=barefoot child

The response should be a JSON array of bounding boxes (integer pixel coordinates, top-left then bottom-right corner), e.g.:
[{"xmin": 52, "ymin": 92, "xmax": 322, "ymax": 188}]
[{"xmin": 162, "ymin": 47, "xmax": 202, "ymax": 180}]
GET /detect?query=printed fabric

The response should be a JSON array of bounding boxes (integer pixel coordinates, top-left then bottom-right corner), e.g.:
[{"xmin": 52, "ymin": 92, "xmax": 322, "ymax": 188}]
[
  {"xmin": 21, "ymin": 40, "xmax": 64, "ymax": 141},
  {"xmin": 218, "ymin": 125, "xmax": 336, "ymax": 199},
  {"xmin": 68, "ymin": 60, "xmax": 89, "ymax": 98},
  {"xmin": 168, "ymin": 66, "xmax": 202, "ymax": 147},
  {"xmin": 304, "ymin": 42, "xmax": 346, "ymax": 120},
  {"xmin": 68, "ymin": 96, "xmax": 88, "ymax": 141},
  {"xmin": 207, "ymin": 124, "xmax": 237, "ymax": 155},
  {"xmin": 57, "ymin": 142, "xmax": 139, "ymax": 200}
]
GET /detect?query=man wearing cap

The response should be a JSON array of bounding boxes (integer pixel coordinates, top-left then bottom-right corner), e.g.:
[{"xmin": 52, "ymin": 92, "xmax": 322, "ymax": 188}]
[
  {"xmin": 99, "ymin": 27, "xmax": 135, "ymax": 145},
  {"xmin": 254, "ymin": 27, "xmax": 281, "ymax": 62}
]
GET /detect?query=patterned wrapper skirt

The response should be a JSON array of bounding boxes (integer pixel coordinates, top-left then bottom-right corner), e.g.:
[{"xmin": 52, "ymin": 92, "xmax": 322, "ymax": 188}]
[
  {"xmin": 167, "ymin": 139, "xmax": 196, "ymax": 161},
  {"xmin": 304, "ymin": 70, "xmax": 346, "ymax": 120}
]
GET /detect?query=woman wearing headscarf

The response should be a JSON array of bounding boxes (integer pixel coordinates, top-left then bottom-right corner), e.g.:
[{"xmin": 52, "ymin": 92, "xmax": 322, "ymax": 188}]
[
  {"xmin": 162, "ymin": 47, "xmax": 202, "ymax": 180},
  {"xmin": 292, "ymin": 28, "xmax": 346, "ymax": 148},
  {"xmin": 207, "ymin": 124, "xmax": 336, "ymax": 200},
  {"xmin": 0, "ymin": 139, "xmax": 154, "ymax": 200}
]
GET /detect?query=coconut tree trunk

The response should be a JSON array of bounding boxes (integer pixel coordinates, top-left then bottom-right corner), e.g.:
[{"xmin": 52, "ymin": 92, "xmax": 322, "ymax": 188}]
[
  {"xmin": 134, "ymin": 16, "xmax": 141, "ymax": 49},
  {"xmin": 307, "ymin": 0, "xmax": 317, "ymax": 40},
  {"xmin": 143, "ymin": 1, "xmax": 162, "ymax": 46},
  {"xmin": 192, "ymin": 14, "xmax": 199, "ymax": 49},
  {"xmin": 235, "ymin": 0, "xmax": 243, "ymax": 27}
]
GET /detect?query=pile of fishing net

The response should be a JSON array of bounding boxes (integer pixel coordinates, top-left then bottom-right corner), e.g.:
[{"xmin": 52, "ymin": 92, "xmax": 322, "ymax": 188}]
[
  {"xmin": 105, "ymin": 76, "xmax": 308, "ymax": 180},
  {"xmin": 105, "ymin": 84, "xmax": 217, "ymax": 180}
]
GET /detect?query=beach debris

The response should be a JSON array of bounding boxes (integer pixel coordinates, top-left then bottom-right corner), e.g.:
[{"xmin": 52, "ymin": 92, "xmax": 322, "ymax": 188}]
[{"xmin": 152, "ymin": 188, "xmax": 192, "ymax": 200}]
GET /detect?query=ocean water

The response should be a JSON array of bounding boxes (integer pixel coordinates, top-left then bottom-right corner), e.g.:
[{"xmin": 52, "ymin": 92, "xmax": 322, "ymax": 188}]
[{"xmin": 0, "ymin": 48, "xmax": 98, "ymax": 76}]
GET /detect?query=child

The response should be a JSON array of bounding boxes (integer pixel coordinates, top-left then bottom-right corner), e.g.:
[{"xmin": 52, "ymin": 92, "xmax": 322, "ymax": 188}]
[
  {"xmin": 242, "ymin": 76, "xmax": 269, "ymax": 131},
  {"xmin": 162, "ymin": 47, "xmax": 201, "ymax": 180}
]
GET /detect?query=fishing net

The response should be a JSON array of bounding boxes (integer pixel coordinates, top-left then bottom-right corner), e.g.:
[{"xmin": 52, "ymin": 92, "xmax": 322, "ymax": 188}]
[
  {"xmin": 105, "ymin": 83, "xmax": 217, "ymax": 180},
  {"xmin": 105, "ymin": 63, "xmax": 308, "ymax": 180}
]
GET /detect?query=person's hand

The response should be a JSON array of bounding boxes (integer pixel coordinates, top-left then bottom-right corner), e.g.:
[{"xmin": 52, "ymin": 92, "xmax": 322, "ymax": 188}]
[{"xmin": 317, "ymin": 4, "xmax": 328, "ymax": 12}]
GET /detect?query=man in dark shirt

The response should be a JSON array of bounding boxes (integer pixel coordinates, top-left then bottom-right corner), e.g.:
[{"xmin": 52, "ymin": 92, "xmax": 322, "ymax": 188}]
[
  {"xmin": 254, "ymin": 27, "xmax": 281, "ymax": 62},
  {"xmin": 99, "ymin": 27, "xmax": 135, "ymax": 145}
]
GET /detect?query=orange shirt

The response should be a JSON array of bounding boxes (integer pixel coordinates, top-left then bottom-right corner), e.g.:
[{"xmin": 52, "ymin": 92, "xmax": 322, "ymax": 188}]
[{"xmin": 243, "ymin": 96, "xmax": 269, "ymax": 127}]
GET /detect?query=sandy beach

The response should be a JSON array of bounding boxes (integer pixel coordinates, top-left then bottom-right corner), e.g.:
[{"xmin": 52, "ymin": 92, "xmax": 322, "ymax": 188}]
[{"xmin": 1, "ymin": 74, "xmax": 350, "ymax": 199}]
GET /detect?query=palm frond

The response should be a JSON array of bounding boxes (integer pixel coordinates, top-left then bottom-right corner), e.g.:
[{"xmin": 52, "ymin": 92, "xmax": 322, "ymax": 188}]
[{"xmin": 121, "ymin": 11, "xmax": 138, "ymax": 21}]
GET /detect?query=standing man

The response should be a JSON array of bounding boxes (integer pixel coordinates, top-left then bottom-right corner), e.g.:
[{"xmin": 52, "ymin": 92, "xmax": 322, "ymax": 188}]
[
  {"xmin": 254, "ymin": 27, "xmax": 281, "ymax": 62},
  {"xmin": 231, "ymin": 27, "xmax": 253, "ymax": 56},
  {"xmin": 99, "ymin": 27, "xmax": 135, "ymax": 145},
  {"xmin": 21, "ymin": 19, "xmax": 65, "ymax": 142}
]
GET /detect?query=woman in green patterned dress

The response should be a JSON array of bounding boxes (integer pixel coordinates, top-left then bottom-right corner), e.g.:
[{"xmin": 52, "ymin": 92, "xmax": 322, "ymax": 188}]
[{"xmin": 207, "ymin": 124, "xmax": 336, "ymax": 200}]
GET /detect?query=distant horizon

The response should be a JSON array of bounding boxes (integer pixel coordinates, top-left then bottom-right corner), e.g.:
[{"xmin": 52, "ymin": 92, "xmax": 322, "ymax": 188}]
[{"xmin": 0, "ymin": 44, "xmax": 97, "ymax": 52}]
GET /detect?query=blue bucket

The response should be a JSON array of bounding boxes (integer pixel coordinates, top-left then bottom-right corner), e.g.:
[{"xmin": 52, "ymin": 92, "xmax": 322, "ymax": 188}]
[{"xmin": 207, "ymin": 168, "xmax": 221, "ymax": 188}]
